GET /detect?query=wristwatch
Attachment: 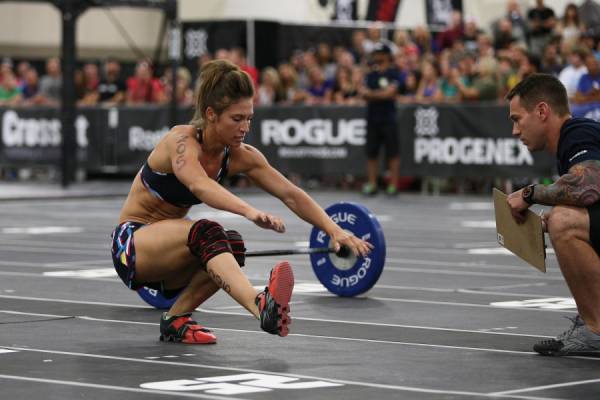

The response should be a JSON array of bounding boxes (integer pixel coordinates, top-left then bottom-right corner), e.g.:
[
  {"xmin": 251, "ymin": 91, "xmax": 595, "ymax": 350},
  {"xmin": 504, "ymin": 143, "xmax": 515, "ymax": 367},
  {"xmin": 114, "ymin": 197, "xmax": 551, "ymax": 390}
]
[{"xmin": 522, "ymin": 184, "xmax": 536, "ymax": 205}]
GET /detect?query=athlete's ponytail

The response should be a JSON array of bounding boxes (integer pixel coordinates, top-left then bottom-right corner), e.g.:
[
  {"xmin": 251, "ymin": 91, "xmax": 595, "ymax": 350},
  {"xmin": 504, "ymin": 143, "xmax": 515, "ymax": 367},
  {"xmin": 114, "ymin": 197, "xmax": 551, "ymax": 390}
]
[{"xmin": 190, "ymin": 59, "xmax": 254, "ymax": 129}]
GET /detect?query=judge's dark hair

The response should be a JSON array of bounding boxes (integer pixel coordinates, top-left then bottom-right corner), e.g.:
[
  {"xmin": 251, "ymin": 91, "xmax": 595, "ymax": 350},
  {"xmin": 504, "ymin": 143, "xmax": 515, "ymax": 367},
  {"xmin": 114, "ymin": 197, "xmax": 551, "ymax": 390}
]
[
  {"xmin": 506, "ymin": 73, "xmax": 570, "ymax": 116},
  {"xmin": 190, "ymin": 59, "xmax": 254, "ymax": 129}
]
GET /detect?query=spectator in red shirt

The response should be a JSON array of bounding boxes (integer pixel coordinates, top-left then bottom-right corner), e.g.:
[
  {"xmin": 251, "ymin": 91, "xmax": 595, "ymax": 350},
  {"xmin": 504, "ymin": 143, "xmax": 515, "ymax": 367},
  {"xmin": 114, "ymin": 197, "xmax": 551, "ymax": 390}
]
[
  {"xmin": 126, "ymin": 60, "xmax": 165, "ymax": 105},
  {"xmin": 230, "ymin": 47, "xmax": 259, "ymax": 87},
  {"xmin": 437, "ymin": 10, "xmax": 464, "ymax": 52}
]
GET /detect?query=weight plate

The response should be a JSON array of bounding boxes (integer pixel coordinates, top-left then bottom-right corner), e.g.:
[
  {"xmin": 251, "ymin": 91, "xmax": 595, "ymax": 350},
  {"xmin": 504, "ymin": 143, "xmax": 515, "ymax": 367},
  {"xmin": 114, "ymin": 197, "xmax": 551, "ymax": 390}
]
[
  {"xmin": 137, "ymin": 286, "xmax": 181, "ymax": 309},
  {"xmin": 309, "ymin": 202, "xmax": 386, "ymax": 297}
]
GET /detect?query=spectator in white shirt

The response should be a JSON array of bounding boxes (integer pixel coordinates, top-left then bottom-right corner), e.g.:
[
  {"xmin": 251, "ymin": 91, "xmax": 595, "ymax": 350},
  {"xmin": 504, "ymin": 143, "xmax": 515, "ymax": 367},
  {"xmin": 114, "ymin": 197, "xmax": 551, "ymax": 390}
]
[{"xmin": 558, "ymin": 47, "xmax": 588, "ymax": 99}]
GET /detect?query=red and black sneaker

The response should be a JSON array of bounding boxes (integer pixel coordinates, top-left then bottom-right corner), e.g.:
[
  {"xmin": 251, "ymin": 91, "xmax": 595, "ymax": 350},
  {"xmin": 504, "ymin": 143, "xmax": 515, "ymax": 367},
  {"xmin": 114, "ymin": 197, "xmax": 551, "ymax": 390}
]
[
  {"xmin": 159, "ymin": 312, "xmax": 217, "ymax": 344},
  {"xmin": 255, "ymin": 261, "xmax": 294, "ymax": 337}
]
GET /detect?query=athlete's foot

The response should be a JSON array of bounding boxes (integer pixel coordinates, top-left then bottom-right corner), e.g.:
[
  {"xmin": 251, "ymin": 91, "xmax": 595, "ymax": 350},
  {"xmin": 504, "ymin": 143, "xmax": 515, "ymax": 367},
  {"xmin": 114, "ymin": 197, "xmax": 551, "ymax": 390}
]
[
  {"xmin": 159, "ymin": 312, "xmax": 217, "ymax": 344},
  {"xmin": 256, "ymin": 261, "xmax": 294, "ymax": 337}
]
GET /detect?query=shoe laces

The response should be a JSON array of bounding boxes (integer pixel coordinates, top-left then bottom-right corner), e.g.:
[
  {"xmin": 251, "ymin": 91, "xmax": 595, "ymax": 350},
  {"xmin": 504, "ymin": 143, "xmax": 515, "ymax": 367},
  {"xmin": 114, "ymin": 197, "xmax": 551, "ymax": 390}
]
[{"xmin": 557, "ymin": 315, "xmax": 584, "ymax": 341}]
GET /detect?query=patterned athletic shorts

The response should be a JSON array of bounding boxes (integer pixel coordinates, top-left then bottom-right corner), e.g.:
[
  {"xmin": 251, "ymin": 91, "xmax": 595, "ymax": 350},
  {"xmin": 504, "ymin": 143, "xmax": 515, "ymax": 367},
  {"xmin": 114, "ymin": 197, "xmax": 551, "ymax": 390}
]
[{"xmin": 110, "ymin": 221, "xmax": 145, "ymax": 290}]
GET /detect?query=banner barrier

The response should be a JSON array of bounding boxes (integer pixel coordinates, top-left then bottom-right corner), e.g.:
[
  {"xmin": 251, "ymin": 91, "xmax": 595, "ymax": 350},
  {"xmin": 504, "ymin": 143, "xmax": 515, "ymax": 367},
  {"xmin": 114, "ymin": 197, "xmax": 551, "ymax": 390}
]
[{"xmin": 0, "ymin": 104, "xmax": 556, "ymax": 178}]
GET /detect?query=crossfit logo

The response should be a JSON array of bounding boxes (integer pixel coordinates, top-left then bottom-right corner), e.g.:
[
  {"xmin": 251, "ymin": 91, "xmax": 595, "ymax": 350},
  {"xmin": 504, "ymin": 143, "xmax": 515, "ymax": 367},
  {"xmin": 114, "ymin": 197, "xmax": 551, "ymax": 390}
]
[
  {"xmin": 2, "ymin": 110, "xmax": 89, "ymax": 147},
  {"xmin": 185, "ymin": 28, "xmax": 208, "ymax": 59},
  {"xmin": 335, "ymin": 0, "xmax": 355, "ymax": 21},
  {"xmin": 414, "ymin": 107, "xmax": 439, "ymax": 137},
  {"xmin": 414, "ymin": 137, "xmax": 533, "ymax": 165},
  {"xmin": 128, "ymin": 126, "xmax": 169, "ymax": 151},
  {"xmin": 140, "ymin": 373, "xmax": 343, "ymax": 395}
]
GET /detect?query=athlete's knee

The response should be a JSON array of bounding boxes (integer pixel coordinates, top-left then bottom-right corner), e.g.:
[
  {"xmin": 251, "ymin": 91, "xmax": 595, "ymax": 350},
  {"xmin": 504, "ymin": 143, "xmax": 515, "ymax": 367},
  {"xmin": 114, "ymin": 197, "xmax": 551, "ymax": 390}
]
[
  {"xmin": 187, "ymin": 219, "xmax": 232, "ymax": 268},
  {"xmin": 226, "ymin": 230, "xmax": 246, "ymax": 267}
]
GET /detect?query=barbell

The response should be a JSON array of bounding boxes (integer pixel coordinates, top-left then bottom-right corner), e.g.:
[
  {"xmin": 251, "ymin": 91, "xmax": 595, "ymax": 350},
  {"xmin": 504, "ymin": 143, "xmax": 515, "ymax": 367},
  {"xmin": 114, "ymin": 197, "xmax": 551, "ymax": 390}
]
[{"xmin": 138, "ymin": 201, "xmax": 387, "ymax": 308}]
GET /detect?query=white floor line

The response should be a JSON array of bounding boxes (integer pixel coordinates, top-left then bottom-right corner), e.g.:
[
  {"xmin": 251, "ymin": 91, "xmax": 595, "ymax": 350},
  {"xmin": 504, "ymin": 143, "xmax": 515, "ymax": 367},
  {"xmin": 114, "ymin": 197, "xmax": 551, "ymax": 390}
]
[
  {"xmin": 489, "ymin": 377, "xmax": 600, "ymax": 396},
  {"xmin": 0, "ymin": 295, "xmax": 147, "ymax": 308},
  {"xmin": 385, "ymin": 267, "xmax": 565, "ymax": 281},
  {"xmin": 0, "ymin": 267, "xmax": 568, "ymax": 300},
  {"xmin": 0, "ymin": 245, "xmax": 105, "ymax": 256},
  {"xmin": 457, "ymin": 289, "xmax": 568, "ymax": 299},
  {"xmin": 373, "ymin": 284, "xmax": 456, "ymax": 293},
  {"xmin": 0, "ymin": 270, "xmax": 119, "ymax": 283},
  {"xmin": 383, "ymin": 258, "xmax": 555, "ymax": 271},
  {"xmin": 196, "ymin": 308, "xmax": 555, "ymax": 338},
  {"xmin": 0, "ymin": 374, "xmax": 238, "ymax": 400},
  {"xmin": 0, "ymin": 265, "xmax": 569, "ymax": 301},
  {"xmin": 0, "ymin": 260, "xmax": 53, "ymax": 268},
  {"xmin": 44, "ymin": 259, "xmax": 111, "ymax": 267},
  {"xmin": 288, "ymin": 291, "xmax": 577, "ymax": 313},
  {"xmin": 474, "ymin": 283, "xmax": 549, "ymax": 290},
  {"xmin": 0, "ymin": 260, "xmax": 109, "ymax": 269},
  {"xmin": 0, "ymin": 285, "xmax": 578, "ymax": 319},
  {"xmin": 0, "ymin": 310, "xmax": 70, "ymax": 318},
  {"xmin": 0, "ymin": 238, "xmax": 106, "ymax": 250},
  {"xmin": 0, "ymin": 345, "xmax": 557, "ymax": 399},
  {"xmin": 0, "ymin": 307, "xmax": 553, "ymax": 340}
]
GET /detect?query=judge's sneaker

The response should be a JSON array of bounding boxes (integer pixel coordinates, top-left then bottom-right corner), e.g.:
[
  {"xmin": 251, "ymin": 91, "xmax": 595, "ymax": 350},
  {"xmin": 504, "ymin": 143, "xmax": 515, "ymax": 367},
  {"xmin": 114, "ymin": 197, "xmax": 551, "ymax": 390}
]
[
  {"xmin": 256, "ymin": 261, "xmax": 294, "ymax": 336},
  {"xmin": 534, "ymin": 315, "xmax": 600, "ymax": 357},
  {"xmin": 159, "ymin": 312, "xmax": 217, "ymax": 344},
  {"xmin": 361, "ymin": 183, "xmax": 378, "ymax": 196},
  {"xmin": 386, "ymin": 184, "xmax": 398, "ymax": 196}
]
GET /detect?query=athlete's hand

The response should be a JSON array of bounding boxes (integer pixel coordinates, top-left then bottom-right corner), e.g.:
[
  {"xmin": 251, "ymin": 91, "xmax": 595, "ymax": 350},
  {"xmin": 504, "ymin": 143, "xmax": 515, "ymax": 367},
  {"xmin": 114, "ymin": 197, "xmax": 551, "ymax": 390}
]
[
  {"xmin": 330, "ymin": 229, "xmax": 373, "ymax": 257},
  {"xmin": 507, "ymin": 188, "xmax": 530, "ymax": 224},
  {"xmin": 246, "ymin": 209, "xmax": 286, "ymax": 233}
]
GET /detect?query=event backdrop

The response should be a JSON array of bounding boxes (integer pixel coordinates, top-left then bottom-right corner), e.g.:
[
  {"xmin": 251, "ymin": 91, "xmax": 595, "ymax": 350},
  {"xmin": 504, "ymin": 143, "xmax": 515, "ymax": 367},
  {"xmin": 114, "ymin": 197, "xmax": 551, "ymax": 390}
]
[{"xmin": 0, "ymin": 103, "xmax": 560, "ymax": 178}]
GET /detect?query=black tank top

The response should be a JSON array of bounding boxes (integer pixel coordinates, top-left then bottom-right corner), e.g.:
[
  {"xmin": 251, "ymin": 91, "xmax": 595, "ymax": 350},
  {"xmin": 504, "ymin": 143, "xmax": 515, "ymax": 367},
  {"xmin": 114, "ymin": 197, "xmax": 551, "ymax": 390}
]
[{"xmin": 140, "ymin": 129, "xmax": 230, "ymax": 208}]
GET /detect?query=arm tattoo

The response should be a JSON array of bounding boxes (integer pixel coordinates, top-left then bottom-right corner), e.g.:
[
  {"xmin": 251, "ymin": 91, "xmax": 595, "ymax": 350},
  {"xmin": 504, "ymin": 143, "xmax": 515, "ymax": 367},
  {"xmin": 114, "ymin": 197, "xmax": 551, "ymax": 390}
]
[
  {"xmin": 207, "ymin": 269, "xmax": 231, "ymax": 294},
  {"xmin": 174, "ymin": 134, "xmax": 187, "ymax": 170},
  {"xmin": 535, "ymin": 160, "xmax": 600, "ymax": 207}
]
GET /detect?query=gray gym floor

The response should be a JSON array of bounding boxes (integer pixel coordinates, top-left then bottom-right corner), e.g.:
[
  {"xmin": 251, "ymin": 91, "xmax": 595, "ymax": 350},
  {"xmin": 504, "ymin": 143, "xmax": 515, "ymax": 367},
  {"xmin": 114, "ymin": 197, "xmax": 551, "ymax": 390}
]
[{"xmin": 0, "ymin": 189, "xmax": 598, "ymax": 400}]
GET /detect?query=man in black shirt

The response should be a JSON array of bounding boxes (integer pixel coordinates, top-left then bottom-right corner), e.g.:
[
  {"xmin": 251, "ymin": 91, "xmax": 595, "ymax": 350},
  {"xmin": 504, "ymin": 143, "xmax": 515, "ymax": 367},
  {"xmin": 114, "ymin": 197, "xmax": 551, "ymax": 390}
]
[
  {"xmin": 97, "ymin": 59, "xmax": 126, "ymax": 105},
  {"xmin": 359, "ymin": 43, "xmax": 402, "ymax": 196},
  {"xmin": 527, "ymin": 0, "xmax": 556, "ymax": 56},
  {"xmin": 506, "ymin": 73, "xmax": 600, "ymax": 357}
]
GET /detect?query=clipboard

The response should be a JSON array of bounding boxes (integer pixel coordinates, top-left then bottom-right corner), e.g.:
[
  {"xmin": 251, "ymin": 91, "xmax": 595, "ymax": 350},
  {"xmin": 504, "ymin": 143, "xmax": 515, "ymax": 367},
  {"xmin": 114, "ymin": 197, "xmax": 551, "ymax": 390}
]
[{"xmin": 493, "ymin": 188, "xmax": 546, "ymax": 273}]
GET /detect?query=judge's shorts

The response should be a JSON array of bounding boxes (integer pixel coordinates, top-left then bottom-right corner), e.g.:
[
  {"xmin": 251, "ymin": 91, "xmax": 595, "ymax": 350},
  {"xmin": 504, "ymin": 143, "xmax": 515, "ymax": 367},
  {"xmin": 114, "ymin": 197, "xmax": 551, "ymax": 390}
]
[
  {"xmin": 588, "ymin": 202, "xmax": 600, "ymax": 255},
  {"xmin": 365, "ymin": 120, "xmax": 399, "ymax": 159}
]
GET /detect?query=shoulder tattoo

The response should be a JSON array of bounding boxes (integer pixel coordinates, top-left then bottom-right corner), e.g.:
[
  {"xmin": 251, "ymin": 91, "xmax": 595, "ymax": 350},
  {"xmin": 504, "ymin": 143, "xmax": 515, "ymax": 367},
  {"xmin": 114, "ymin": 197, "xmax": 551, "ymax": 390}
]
[{"xmin": 174, "ymin": 134, "xmax": 188, "ymax": 170}]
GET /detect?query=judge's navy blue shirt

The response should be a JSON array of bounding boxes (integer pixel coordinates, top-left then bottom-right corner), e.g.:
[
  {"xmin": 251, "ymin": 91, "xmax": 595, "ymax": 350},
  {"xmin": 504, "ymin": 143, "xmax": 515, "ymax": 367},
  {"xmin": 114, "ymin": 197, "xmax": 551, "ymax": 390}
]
[
  {"xmin": 365, "ymin": 67, "xmax": 402, "ymax": 121},
  {"xmin": 557, "ymin": 117, "xmax": 600, "ymax": 175}
]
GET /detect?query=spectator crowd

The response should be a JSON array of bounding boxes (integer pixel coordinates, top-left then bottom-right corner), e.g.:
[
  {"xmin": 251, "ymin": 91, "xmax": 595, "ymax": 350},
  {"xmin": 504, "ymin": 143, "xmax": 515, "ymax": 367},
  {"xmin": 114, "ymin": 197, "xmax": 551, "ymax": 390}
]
[{"xmin": 1, "ymin": 0, "xmax": 600, "ymax": 109}]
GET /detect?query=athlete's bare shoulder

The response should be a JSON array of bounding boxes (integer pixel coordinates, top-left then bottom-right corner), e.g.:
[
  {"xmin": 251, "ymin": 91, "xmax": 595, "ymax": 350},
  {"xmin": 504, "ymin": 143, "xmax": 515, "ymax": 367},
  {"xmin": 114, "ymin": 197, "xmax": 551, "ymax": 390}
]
[
  {"xmin": 168, "ymin": 124, "xmax": 197, "ymax": 139},
  {"xmin": 233, "ymin": 143, "xmax": 266, "ymax": 162},
  {"xmin": 229, "ymin": 143, "xmax": 268, "ymax": 174},
  {"xmin": 149, "ymin": 125, "xmax": 199, "ymax": 171}
]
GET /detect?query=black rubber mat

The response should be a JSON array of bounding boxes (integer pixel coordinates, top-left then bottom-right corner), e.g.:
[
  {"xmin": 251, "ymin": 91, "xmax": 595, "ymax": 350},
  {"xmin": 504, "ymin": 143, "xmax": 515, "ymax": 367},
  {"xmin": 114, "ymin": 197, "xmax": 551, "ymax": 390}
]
[{"xmin": 0, "ymin": 193, "xmax": 598, "ymax": 400}]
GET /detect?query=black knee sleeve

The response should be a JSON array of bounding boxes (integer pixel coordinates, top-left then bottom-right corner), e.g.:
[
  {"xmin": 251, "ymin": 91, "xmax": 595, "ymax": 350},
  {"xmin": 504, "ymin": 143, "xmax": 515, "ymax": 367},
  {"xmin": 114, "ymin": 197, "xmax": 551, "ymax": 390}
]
[
  {"xmin": 187, "ymin": 219, "xmax": 232, "ymax": 267},
  {"xmin": 226, "ymin": 230, "xmax": 246, "ymax": 267}
]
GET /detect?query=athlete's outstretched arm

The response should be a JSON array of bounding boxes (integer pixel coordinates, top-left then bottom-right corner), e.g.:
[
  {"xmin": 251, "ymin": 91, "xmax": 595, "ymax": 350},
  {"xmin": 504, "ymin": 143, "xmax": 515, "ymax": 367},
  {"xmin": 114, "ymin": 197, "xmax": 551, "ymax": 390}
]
[
  {"xmin": 167, "ymin": 127, "xmax": 284, "ymax": 232},
  {"xmin": 534, "ymin": 160, "xmax": 600, "ymax": 207},
  {"xmin": 244, "ymin": 145, "xmax": 372, "ymax": 256}
]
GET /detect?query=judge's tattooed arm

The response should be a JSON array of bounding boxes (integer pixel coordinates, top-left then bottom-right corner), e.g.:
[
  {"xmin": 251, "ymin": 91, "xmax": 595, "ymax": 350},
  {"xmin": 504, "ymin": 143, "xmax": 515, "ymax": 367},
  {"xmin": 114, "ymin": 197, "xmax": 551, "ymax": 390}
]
[{"xmin": 534, "ymin": 160, "xmax": 600, "ymax": 207}]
